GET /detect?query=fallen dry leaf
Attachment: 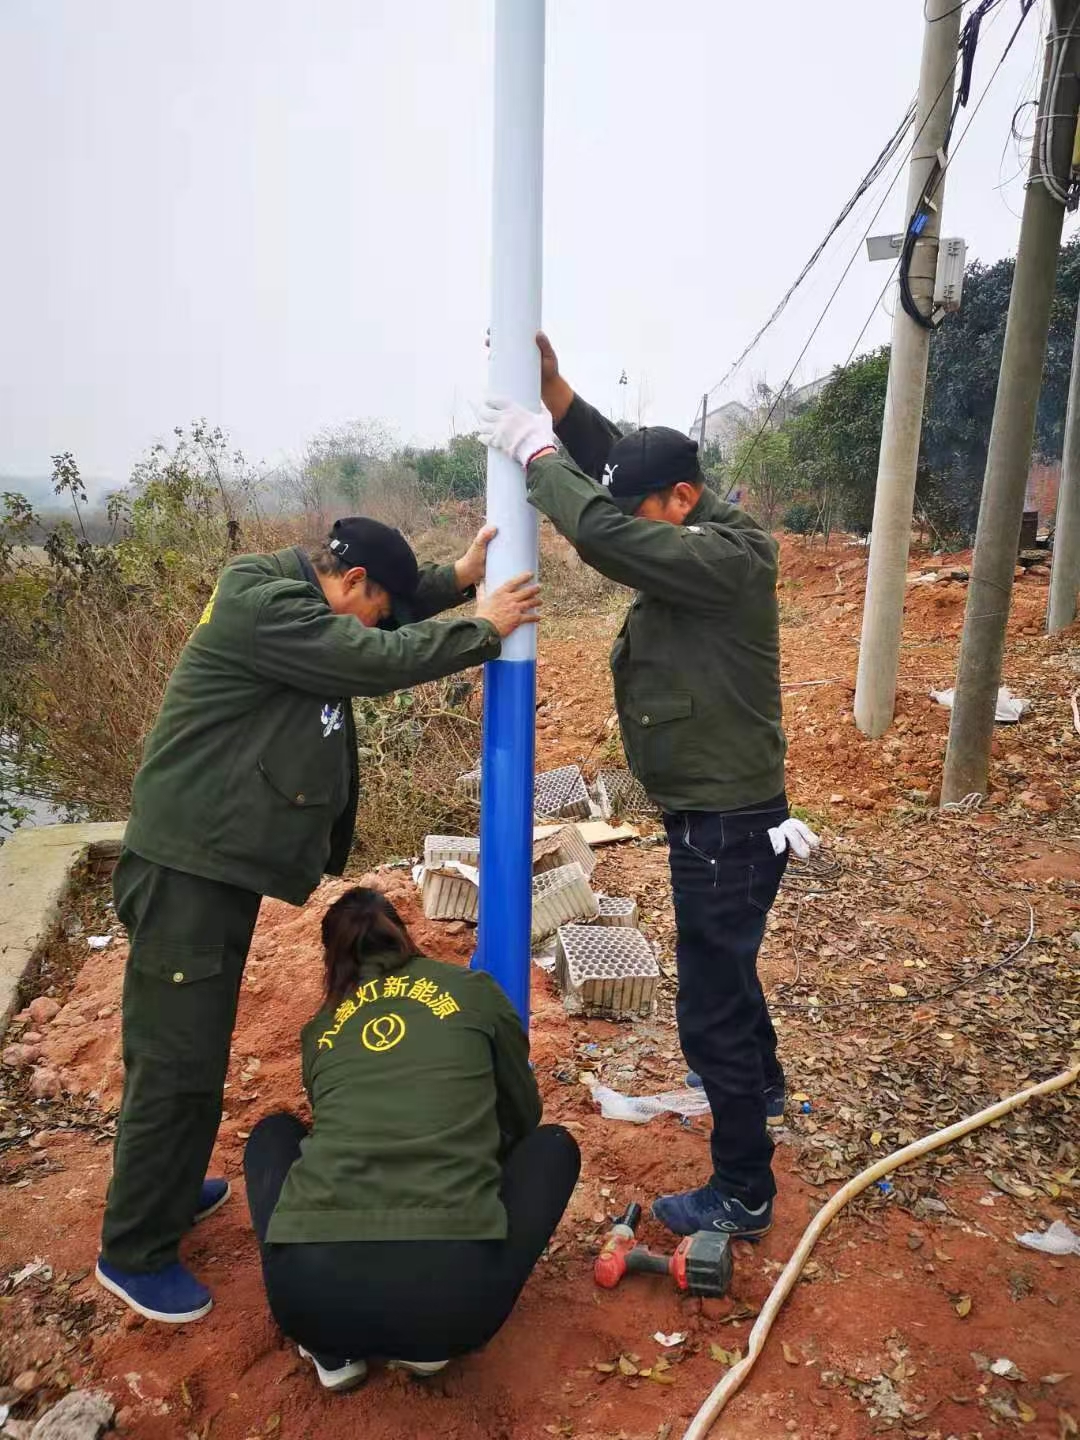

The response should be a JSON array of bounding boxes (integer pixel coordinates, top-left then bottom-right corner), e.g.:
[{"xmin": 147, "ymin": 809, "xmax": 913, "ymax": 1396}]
[
  {"xmin": 955, "ymin": 1295, "xmax": 972, "ymax": 1317},
  {"xmin": 782, "ymin": 1342, "xmax": 799, "ymax": 1366}
]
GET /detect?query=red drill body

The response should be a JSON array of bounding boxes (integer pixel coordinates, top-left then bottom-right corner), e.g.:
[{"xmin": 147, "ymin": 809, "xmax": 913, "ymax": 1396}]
[{"xmin": 594, "ymin": 1204, "xmax": 732, "ymax": 1298}]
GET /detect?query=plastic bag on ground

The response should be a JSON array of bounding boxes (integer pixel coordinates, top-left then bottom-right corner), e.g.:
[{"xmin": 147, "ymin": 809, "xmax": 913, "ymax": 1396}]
[
  {"xmin": 930, "ymin": 686, "xmax": 1030, "ymax": 723},
  {"xmin": 1015, "ymin": 1220, "xmax": 1080, "ymax": 1256},
  {"xmin": 590, "ymin": 1083, "xmax": 711, "ymax": 1124}
]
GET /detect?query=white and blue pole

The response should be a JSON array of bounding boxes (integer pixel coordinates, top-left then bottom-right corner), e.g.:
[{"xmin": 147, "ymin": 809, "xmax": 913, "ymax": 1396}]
[{"xmin": 472, "ymin": 0, "xmax": 545, "ymax": 1024}]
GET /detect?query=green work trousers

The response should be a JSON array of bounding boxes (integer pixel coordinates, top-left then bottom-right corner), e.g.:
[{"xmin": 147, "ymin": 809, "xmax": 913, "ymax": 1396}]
[{"xmin": 100, "ymin": 849, "xmax": 262, "ymax": 1272}]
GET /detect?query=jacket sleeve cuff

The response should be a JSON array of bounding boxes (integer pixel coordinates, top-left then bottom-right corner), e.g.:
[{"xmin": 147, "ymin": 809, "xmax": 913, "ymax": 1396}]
[{"xmin": 476, "ymin": 618, "xmax": 503, "ymax": 655}]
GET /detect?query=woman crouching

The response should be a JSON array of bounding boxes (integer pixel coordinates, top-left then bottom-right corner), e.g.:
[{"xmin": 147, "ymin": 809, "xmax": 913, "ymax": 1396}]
[{"xmin": 242, "ymin": 886, "xmax": 580, "ymax": 1391}]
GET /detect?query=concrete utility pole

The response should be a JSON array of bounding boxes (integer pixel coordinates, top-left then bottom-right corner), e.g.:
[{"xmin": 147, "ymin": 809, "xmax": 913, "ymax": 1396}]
[
  {"xmin": 853, "ymin": 0, "xmax": 962, "ymax": 738},
  {"xmin": 942, "ymin": 3, "xmax": 1080, "ymax": 803},
  {"xmin": 1047, "ymin": 298, "xmax": 1080, "ymax": 631},
  {"xmin": 699, "ymin": 392, "xmax": 709, "ymax": 451}
]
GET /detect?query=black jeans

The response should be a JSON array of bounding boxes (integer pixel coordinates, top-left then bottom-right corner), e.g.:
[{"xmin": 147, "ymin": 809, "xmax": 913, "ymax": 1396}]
[
  {"xmin": 243, "ymin": 1113, "xmax": 581, "ymax": 1365},
  {"xmin": 663, "ymin": 796, "xmax": 789, "ymax": 1207}
]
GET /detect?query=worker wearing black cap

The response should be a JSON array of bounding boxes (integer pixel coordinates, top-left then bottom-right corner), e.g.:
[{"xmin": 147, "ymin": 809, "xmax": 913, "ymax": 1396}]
[
  {"xmin": 479, "ymin": 337, "xmax": 817, "ymax": 1243},
  {"xmin": 96, "ymin": 518, "xmax": 539, "ymax": 1325}
]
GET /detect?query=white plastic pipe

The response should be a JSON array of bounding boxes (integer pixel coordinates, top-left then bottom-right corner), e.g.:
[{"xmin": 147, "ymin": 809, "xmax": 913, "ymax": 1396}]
[
  {"xmin": 485, "ymin": 0, "xmax": 544, "ymax": 663},
  {"xmin": 681, "ymin": 1063, "xmax": 1080, "ymax": 1440}
]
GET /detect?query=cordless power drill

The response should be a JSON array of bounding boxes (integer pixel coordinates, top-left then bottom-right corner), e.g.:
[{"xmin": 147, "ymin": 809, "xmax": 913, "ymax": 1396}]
[{"xmin": 593, "ymin": 1203, "xmax": 733, "ymax": 1298}]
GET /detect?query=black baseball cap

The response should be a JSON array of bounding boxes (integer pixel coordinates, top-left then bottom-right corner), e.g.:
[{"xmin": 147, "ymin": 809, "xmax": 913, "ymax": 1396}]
[
  {"xmin": 327, "ymin": 517, "xmax": 419, "ymax": 600},
  {"xmin": 601, "ymin": 427, "xmax": 704, "ymax": 514}
]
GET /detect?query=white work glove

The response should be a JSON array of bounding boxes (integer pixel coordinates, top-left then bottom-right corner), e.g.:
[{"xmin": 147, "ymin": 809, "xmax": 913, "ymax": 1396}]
[
  {"xmin": 477, "ymin": 395, "xmax": 556, "ymax": 469},
  {"xmin": 767, "ymin": 817, "xmax": 820, "ymax": 861}
]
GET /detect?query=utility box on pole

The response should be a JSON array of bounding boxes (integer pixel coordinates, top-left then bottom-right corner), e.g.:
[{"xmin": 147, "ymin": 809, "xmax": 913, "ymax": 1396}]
[{"xmin": 934, "ymin": 238, "xmax": 967, "ymax": 311}]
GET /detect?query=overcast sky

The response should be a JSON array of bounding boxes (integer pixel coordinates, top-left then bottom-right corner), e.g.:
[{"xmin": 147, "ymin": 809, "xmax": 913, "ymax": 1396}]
[{"xmin": 0, "ymin": 0, "xmax": 1069, "ymax": 489}]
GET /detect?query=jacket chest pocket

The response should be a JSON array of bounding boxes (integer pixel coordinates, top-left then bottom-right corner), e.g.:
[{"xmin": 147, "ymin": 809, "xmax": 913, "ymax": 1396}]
[{"xmin": 623, "ymin": 691, "xmax": 693, "ymax": 790}]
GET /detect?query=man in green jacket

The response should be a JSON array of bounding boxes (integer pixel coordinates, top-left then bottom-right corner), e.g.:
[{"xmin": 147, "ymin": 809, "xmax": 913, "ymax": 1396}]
[
  {"xmin": 96, "ymin": 517, "xmax": 539, "ymax": 1323},
  {"xmin": 480, "ymin": 341, "xmax": 816, "ymax": 1242}
]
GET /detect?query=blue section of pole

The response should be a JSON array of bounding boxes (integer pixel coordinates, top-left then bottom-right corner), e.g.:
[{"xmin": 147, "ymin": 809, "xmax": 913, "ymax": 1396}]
[{"xmin": 473, "ymin": 657, "xmax": 537, "ymax": 1022}]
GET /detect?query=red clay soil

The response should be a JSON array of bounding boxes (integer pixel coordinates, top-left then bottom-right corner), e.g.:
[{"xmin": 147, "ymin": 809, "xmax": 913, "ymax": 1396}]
[{"xmin": 2, "ymin": 535, "xmax": 1079, "ymax": 1440}]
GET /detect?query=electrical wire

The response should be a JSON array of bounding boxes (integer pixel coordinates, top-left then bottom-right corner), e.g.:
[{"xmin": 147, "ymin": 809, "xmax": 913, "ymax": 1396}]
[
  {"xmin": 698, "ymin": 1, "xmax": 1018, "ymax": 431},
  {"xmin": 1035, "ymin": 9, "xmax": 1080, "ymax": 204},
  {"xmin": 695, "ymin": 101, "xmax": 918, "ymax": 426},
  {"xmin": 772, "ymin": 899, "xmax": 1035, "ymax": 1012},
  {"xmin": 723, "ymin": 0, "xmax": 1037, "ymax": 495},
  {"xmin": 898, "ymin": 0, "xmax": 1036, "ymax": 329}
]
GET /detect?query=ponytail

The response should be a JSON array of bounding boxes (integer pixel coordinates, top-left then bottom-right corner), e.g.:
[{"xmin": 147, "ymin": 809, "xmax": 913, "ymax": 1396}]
[{"xmin": 320, "ymin": 887, "xmax": 419, "ymax": 1006}]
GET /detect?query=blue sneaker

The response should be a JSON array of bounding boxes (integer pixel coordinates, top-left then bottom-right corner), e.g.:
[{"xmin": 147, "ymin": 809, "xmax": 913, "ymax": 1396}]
[
  {"xmin": 652, "ymin": 1183, "xmax": 773, "ymax": 1240},
  {"xmin": 684, "ymin": 1074, "xmax": 787, "ymax": 1127},
  {"xmin": 764, "ymin": 1083, "xmax": 786, "ymax": 1127},
  {"xmin": 193, "ymin": 1178, "xmax": 231, "ymax": 1223},
  {"xmin": 95, "ymin": 1257, "xmax": 212, "ymax": 1323}
]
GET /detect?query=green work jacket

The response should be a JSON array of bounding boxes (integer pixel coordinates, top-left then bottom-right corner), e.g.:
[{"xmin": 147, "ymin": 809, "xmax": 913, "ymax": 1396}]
[
  {"xmin": 123, "ymin": 548, "xmax": 500, "ymax": 904},
  {"xmin": 267, "ymin": 951, "xmax": 542, "ymax": 1243},
  {"xmin": 527, "ymin": 395, "xmax": 786, "ymax": 813}
]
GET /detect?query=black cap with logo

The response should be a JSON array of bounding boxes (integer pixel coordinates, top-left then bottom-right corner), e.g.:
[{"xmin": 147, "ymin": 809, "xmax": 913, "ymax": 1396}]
[
  {"xmin": 600, "ymin": 427, "xmax": 704, "ymax": 514},
  {"xmin": 327, "ymin": 517, "xmax": 420, "ymax": 600}
]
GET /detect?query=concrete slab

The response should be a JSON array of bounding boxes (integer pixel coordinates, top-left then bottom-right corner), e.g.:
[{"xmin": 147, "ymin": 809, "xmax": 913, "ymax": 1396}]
[{"xmin": 0, "ymin": 822, "xmax": 125, "ymax": 1037}]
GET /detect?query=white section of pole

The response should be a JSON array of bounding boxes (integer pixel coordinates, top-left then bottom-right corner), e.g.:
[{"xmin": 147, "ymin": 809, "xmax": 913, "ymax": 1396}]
[{"xmin": 485, "ymin": 0, "xmax": 545, "ymax": 664}]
